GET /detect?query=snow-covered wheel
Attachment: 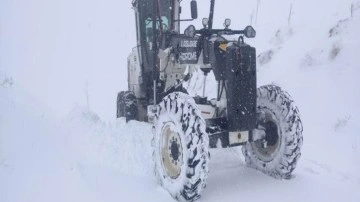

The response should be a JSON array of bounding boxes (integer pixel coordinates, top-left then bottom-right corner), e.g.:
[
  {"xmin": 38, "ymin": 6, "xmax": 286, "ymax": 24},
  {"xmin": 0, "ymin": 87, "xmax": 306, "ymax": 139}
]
[
  {"xmin": 242, "ymin": 85, "xmax": 303, "ymax": 179},
  {"xmin": 152, "ymin": 92, "xmax": 209, "ymax": 201},
  {"xmin": 116, "ymin": 91, "xmax": 138, "ymax": 122}
]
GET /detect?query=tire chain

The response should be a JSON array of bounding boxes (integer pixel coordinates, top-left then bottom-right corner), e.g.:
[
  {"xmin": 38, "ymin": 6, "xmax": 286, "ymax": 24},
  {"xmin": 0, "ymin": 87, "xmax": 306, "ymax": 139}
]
[{"xmin": 152, "ymin": 92, "xmax": 209, "ymax": 201}]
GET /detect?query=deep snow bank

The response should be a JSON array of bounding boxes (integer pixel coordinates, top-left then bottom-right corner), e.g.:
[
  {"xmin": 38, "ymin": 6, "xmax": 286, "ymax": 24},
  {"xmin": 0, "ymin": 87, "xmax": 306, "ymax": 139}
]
[
  {"xmin": 0, "ymin": 84, "xmax": 173, "ymax": 202},
  {"xmin": 255, "ymin": 5, "xmax": 360, "ymax": 175}
]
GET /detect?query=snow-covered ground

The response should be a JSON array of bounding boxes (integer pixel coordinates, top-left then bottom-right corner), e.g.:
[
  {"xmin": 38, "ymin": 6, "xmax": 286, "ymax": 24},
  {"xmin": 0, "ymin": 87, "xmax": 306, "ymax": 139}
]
[{"xmin": 1, "ymin": 0, "xmax": 360, "ymax": 201}]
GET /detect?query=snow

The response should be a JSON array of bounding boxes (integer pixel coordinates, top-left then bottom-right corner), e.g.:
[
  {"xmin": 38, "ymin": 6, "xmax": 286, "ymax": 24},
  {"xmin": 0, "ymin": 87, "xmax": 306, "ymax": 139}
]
[{"xmin": 1, "ymin": 0, "xmax": 360, "ymax": 201}]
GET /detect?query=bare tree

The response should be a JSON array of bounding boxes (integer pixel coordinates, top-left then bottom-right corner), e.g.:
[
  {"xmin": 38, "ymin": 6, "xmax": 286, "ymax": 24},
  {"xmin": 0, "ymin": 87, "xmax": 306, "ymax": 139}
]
[
  {"xmin": 250, "ymin": 10, "xmax": 254, "ymax": 25},
  {"xmin": 288, "ymin": 3, "xmax": 293, "ymax": 26},
  {"xmin": 255, "ymin": 0, "xmax": 261, "ymax": 25},
  {"xmin": 84, "ymin": 81, "xmax": 90, "ymax": 110}
]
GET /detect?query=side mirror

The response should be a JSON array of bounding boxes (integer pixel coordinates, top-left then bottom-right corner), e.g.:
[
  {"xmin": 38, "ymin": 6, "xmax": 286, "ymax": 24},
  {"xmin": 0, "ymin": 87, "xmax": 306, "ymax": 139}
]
[
  {"xmin": 244, "ymin": 26, "xmax": 256, "ymax": 38},
  {"xmin": 191, "ymin": 0, "xmax": 198, "ymax": 19}
]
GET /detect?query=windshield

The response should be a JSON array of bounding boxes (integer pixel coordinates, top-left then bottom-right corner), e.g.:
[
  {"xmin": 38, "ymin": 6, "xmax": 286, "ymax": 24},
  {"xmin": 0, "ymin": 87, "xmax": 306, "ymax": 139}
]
[
  {"xmin": 142, "ymin": 0, "xmax": 173, "ymax": 34},
  {"xmin": 137, "ymin": 0, "xmax": 175, "ymax": 68}
]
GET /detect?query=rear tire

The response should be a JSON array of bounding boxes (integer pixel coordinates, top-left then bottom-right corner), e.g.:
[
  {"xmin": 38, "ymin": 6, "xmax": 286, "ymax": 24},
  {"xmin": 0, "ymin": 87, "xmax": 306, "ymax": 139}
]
[
  {"xmin": 116, "ymin": 91, "xmax": 138, "ymax": 122},
  {"xmin": 152, "ymin": 92, "xmax": 209, "ymax": 201},
  {"xmin": 242, "ymin": 85, "xmax": 303, "ymax": 179}
]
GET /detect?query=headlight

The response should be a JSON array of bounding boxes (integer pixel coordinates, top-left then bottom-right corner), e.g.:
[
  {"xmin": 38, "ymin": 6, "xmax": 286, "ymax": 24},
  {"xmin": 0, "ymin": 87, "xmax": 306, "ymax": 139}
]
[
  {"xmin": 224, "ymin": 18, "xmax": 231, "ymax": 28},
  {"xmin": 244, "ymin": 26, "xmax": 256, "ymax": 38},
  {"xmin": 202, "ymin": 18, "xmax": 209, "ymax": 27},
  {"xmin": 184, "ymin": 25, "xmax": 196, "ymax": 38}
]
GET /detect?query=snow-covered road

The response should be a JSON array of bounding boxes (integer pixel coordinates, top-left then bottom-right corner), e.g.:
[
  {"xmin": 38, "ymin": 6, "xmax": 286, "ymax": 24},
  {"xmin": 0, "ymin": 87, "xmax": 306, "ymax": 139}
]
[
  {"xmin": 1, "ymin": 84, "xmax": 359, "ymax": 202},
  {"xmin": 1, "ymin": 0, "xmax": 360, "ymax": 201}
]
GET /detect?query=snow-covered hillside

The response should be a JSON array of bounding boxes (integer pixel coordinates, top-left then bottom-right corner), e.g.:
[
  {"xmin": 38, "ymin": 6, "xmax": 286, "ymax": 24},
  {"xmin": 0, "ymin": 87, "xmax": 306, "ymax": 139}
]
[{"xmin": 1, "ymin": 0, "xmax": 360, "ymax": 201}]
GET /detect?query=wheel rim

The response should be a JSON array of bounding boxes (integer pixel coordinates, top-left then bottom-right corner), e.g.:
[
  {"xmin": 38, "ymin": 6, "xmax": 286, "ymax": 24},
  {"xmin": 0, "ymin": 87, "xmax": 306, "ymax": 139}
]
[
  {"xmin": 161, "ymin": 122, "xmax": 183, "ymax": 179},
  {"xmin": 251, "ymin": 108, "xmax": 281, "ymax": 162}
]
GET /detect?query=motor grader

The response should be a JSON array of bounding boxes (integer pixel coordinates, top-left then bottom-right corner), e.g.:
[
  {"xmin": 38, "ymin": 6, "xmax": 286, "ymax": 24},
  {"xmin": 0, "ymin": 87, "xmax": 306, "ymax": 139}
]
[{"xmin": 116, "ymin": 0, "xmax": 303, "ymax": 201}]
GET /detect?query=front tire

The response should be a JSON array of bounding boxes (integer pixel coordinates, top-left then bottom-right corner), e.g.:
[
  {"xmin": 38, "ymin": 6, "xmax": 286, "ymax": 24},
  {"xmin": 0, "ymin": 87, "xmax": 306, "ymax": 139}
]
[
  {"xmin": 152, "ymin": 92, "xmax": 209, "ymax": 201},
  {"xmin": 242, "ymin": 85, "xmax": 303, "ymax": 179}
]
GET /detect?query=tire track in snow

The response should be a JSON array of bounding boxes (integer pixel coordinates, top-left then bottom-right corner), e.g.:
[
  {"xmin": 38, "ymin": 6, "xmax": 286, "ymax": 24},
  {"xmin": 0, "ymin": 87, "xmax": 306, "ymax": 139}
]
[{"xmin": 303, "ymin": 159, "xmax": 360, "ymax": 186}]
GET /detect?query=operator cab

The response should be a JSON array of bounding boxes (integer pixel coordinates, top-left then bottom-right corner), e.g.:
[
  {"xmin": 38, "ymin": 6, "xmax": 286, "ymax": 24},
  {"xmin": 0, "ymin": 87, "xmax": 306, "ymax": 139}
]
[
  {"xmin": 134, "ymin": 0, "xmax": 179, "ymax": 64},
  {"xmin": 133, "ymin": 0, "xmax": 181, "ymax": 70},
  {"xmin": 131, "ymin": 0, "xmax": 197, "ymax": 103}
]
